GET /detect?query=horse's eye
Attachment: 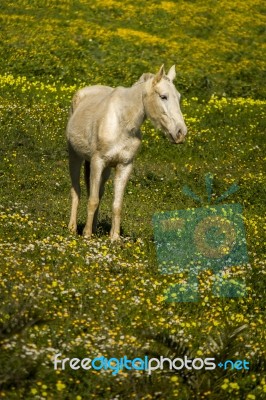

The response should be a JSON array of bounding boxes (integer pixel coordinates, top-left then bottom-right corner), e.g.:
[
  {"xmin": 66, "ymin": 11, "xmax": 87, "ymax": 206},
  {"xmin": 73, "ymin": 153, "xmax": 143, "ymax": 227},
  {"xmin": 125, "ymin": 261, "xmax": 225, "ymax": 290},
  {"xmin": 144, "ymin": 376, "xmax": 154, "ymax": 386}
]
[{"xmin": 159, "ymin": 94, "xmax": 168, "ymax": 100}]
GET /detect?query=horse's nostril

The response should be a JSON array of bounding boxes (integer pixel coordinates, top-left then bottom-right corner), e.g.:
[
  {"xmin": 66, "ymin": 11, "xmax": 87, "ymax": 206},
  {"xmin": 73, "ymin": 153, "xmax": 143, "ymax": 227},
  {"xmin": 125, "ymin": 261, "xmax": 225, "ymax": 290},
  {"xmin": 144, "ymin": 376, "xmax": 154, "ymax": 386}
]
[
  {"xmin": 174, "ymin": 127, "xmax": 186, "ymax": 144},
  {"xmin": 176, "ymin": 125, "xmax": 187, "ymax": 138},
  {"xmin": 180, "ymin": 127, "xmax": 187, "ymax": 137}
]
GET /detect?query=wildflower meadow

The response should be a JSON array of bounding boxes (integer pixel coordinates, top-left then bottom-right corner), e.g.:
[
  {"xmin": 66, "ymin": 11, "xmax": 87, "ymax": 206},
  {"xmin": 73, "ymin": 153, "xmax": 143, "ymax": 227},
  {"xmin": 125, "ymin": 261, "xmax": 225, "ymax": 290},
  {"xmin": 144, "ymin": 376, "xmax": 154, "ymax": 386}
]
[{"xmin": 0, "ymin": 1, "xmax": 265, "ymax": 399}]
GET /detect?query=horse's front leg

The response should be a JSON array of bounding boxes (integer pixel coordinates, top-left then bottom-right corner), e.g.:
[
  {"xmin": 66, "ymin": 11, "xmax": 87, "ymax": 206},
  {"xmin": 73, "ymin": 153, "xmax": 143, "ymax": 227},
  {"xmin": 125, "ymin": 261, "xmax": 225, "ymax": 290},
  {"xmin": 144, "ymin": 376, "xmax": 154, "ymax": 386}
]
[
  {"xmin": 83, "ymin": 157, "xmax": 105, "ymax": 238},
  {"xmin": 110, "ymin": 163, "xmax": 133, "ymax": 241}
]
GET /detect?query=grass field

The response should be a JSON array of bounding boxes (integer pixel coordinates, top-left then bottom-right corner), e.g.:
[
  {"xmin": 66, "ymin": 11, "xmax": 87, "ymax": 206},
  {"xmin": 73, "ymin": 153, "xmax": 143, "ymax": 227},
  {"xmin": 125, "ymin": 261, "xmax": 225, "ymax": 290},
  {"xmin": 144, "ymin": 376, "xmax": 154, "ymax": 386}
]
[{"xmin": 0, "ymin": 0, "xmax": 265, "ymax": 399}]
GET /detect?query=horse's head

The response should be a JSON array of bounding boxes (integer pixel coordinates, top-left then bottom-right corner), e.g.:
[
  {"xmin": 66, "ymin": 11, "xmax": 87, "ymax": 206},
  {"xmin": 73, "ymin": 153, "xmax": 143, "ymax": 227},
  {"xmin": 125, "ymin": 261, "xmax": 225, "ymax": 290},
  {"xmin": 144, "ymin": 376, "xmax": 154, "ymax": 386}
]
[{"xmin": 143, "ymin": 65, "xmax": 187, "ymax": 144}]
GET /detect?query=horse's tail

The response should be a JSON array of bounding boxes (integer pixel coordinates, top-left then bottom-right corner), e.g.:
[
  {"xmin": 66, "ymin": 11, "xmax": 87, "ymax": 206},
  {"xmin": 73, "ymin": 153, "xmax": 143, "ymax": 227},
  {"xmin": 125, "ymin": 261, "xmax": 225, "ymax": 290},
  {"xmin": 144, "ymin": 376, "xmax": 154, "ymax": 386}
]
[
  {"xmin": 70, "ymin": 87, "xmax": 93, "ymax": 117},
  {"xmin": 69, "ymin": 91, "xmax": 80, "ymax": 117}
]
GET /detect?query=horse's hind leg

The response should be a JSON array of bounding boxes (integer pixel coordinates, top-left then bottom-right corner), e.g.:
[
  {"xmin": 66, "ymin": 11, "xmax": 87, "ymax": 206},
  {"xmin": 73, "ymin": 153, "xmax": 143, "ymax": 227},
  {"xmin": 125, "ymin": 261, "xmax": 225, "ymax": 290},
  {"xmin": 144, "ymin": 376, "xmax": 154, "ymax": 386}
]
[
  {"xmin": 83, "ymin": 157, "xmax": 105, "ymax": 238},
  {"xmin": 84, "ymin": 160, "xmax": 111, "ymax": 234},
  {"xmin": 68, "ymin": 143, "xmax": 83, "ymax": 233}
]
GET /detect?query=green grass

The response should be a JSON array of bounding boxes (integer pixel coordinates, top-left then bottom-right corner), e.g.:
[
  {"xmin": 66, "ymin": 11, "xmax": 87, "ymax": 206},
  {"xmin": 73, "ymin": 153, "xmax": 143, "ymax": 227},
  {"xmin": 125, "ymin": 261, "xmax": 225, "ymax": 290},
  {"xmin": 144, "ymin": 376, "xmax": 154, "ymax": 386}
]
[{"xmin": 0, "ymin": 1, "xmax": 265, "ymax": 399}]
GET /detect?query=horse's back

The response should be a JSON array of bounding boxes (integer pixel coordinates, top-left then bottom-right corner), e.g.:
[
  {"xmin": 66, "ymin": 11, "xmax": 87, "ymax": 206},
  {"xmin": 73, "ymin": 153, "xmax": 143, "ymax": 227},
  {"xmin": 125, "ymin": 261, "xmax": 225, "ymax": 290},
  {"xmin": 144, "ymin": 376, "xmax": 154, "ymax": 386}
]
[
  {"xmin": 67, "ymin": 85, "xmax": 114, "ymax": 158},
  {"xmin": 67, "ymin": 85, "xmax": 114, "ymax": 135},
  {"xmin": 70, "ymin": 85, "xmax": 114, "ymax": 115}
]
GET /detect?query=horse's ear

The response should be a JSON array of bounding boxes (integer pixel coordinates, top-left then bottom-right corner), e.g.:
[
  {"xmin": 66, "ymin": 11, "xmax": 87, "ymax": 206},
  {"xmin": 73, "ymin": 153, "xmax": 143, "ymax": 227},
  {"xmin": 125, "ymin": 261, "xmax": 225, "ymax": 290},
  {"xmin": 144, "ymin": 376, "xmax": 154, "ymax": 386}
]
[
  {"xmin": 153, "ymin": 64, "xmax": 165, "ymax": 85},
  {"xmin": 167, "ymin": 65, "xmax": 176, "ymax": 81}
]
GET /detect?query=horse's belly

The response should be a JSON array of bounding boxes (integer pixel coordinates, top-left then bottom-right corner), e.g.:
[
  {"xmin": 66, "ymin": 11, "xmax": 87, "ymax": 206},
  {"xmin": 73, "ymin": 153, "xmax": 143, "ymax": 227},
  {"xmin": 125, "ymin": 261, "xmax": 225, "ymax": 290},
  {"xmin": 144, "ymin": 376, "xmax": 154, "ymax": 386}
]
[{"xmin": 103, "ymin": 138, "xmax": 141, "ymax": 166}]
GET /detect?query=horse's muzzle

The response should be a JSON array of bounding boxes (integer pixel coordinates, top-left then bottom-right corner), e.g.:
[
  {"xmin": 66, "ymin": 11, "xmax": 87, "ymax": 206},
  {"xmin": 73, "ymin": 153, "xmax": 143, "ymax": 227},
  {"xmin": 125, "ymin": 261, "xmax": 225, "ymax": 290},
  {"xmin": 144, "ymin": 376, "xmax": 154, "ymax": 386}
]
[
  {"xmin": 167, "ymin": 125, "xmax": 187, "ymax": 144},
  {"xmin": 173, "ymin": 133, "xmax": 185, "ymax": 144},
  {"xmin": 171, "ymin": 124, "xmax": 187, "ymax": 144}
]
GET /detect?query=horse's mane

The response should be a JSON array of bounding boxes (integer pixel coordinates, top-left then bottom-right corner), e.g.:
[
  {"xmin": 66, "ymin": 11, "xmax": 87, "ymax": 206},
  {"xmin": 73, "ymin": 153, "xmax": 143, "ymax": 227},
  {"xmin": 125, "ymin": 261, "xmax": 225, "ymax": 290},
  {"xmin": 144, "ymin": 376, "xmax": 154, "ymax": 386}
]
[
  {"xmin": 132, "ymin": 73, "xmax": 154, "ymax": 86},
  {"xmin": 132, "ymin": 72, "xmax": 171, "ymax": 86}
]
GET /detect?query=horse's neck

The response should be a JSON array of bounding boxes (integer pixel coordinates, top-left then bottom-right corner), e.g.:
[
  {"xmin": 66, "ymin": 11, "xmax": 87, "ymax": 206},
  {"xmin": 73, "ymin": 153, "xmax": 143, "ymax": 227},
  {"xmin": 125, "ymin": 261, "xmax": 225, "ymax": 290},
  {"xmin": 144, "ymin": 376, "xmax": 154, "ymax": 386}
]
[{"xmin": 117, "ymin": 84, "xmax": 146, "ymax": 134}]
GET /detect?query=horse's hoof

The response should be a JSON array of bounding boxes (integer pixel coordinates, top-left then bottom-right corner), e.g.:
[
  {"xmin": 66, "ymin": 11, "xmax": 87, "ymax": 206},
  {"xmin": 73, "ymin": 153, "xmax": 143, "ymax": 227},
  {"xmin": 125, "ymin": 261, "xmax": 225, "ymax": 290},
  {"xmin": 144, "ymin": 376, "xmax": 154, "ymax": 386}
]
[
  {"xmin": 110, "ymin": 234, "xmax": 121, "ymax": 242},
  {"xmin": 83, "ymin": 230, "xmax": 92, "ymax": 239},
  {"xmin": 68, "ymin": 224, "xmax": 77, "ymax": 234}
]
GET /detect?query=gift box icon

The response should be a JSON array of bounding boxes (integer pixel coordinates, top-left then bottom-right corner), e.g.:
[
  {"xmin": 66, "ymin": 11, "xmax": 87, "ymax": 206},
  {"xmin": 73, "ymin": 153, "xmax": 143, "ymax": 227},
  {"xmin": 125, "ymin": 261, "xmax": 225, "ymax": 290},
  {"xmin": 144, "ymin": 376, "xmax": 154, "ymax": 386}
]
[{"xmin": 153, "ymin": 174, "xmax": 249, "ymax": 302}]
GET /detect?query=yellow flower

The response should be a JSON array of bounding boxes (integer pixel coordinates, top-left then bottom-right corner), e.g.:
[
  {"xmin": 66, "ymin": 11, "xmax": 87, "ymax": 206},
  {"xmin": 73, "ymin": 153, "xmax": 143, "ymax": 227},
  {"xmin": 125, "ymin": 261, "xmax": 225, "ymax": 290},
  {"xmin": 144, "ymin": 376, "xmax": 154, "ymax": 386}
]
[
  {"xmin": 221, "ymin": 383, "xmax": 228, "ymax": 390},
  {"xmin": 56, "ymin": 381, "xmax": 66, "ymax": 391},
  {"xmin": 171, "ymin": 376, "xmax": 178, "ymax": 382},
  {"xmin": 229, "ymin": 382, "xmax": 240, "ymax": 390}
]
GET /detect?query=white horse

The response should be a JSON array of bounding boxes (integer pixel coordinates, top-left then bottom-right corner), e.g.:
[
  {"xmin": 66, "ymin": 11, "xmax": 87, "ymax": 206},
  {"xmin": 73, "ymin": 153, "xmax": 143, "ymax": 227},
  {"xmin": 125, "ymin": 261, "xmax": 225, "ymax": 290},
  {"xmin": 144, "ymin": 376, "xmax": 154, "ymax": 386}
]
[{"xmin": 66, "ymin": 65, "xmax": 187, "ymax": 241}]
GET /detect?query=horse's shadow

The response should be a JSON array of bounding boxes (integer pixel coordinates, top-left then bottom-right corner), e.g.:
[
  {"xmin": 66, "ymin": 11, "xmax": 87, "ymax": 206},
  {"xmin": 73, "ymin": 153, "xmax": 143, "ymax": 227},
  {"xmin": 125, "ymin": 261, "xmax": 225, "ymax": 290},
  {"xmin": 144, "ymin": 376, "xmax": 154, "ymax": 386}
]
[{"xmin": 77, "ymin": 220, "xmax": 124, "ymax": 237}]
